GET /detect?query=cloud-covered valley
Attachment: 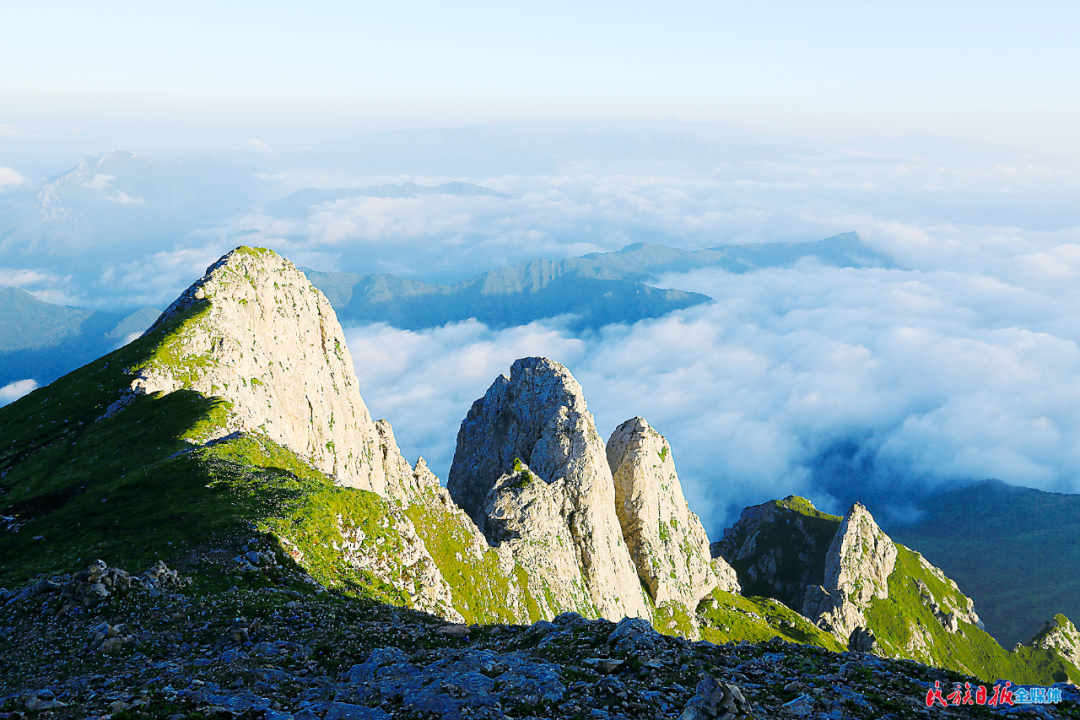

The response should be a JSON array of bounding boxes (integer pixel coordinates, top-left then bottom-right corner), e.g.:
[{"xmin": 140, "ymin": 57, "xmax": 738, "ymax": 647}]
[
  {"xmin": 344, "ymin": 243, "xmax": 1080, "ymax": 534},
  {"xmin": 3, "ymin": 124, "xmax": 1080, "ymax": 533}
]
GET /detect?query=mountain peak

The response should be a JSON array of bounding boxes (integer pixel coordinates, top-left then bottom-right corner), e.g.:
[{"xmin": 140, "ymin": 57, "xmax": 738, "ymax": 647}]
[
  {"xmin": 448, "ymin": 356, "xmax": 651, "ymax": 620},
  {"xmin": 128, "ymin": 246, "xmax": 417, "ymax": 499}
]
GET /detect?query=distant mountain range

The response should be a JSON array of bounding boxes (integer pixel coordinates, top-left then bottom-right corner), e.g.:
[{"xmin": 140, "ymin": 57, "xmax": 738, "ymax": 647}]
[
  {"xmin": 0, "ymin": 287, "xmax": 158, "ymax": 389},
  {"xmin": 0, "ymin": 150, "xmax": 255, "ymax": 259},
  {"xmin": 0, "ymin": 232, "xmax": 895, "ymax": 390},
  {"xmin": 303, "ymin": 231, "xmax": 895, "ymax": 331}
]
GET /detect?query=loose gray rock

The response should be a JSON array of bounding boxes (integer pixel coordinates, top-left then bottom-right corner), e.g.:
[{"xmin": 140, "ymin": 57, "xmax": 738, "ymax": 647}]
[{"xmin": 679, "ymin": 675, "xmax": 751, "ymax": 720}]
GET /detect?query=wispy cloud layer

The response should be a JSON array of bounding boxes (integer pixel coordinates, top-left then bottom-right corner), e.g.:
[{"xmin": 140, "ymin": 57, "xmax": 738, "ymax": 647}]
[
  {"xmin": 4, "ymin": 129, "xmax": 1080, "ymax": 534},
  {"xmin": 345, "ymin": 247, "xmax": 1080, "ymax": 534},
  {"xmin": 0, "ymin": 167, "xmax": 25, "ymax": 189}
]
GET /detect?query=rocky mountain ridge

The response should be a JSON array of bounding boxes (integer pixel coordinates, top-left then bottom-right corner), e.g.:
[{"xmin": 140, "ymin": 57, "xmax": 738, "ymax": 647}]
[
  {"xmin": 713, "ymin": 496, "xmax": 1078, "ymax": 683},
  {"xmin": 2, "ymin": 245, "xmax": 1079, "ymax": 709}
]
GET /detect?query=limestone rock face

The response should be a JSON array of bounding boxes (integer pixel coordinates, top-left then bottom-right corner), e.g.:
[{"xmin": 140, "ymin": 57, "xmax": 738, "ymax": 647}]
[
  {"xmin": 131, "ymin": 247, "xmax": 413, "ymax": 499},
  {"xmin": 802, "ymin": 503, "xmax": 897, "ymax": 641},
  {"xmin": 1031, "ymin": 615, "xmax": 1080, "ymax": 668},
  {"xmin": 448, "ymin": 357, "xmax": 650, "ymax": 620},
  {"xmin": 479, "ymin": 461, "xmax": 597, "ymax": 618},
  {"xmin": 606, "ymin": 417, "xmax": 738, "ymax": 609},
  {"xmin": 712, "ymin": 496, "xmax": 839, "ymax": 612},
  {"xmin": 824, "ymin": 503, "xmax": 897, "ymax": 606}
]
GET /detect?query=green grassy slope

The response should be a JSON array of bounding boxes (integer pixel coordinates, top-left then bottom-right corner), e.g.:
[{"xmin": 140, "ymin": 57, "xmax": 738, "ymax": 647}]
[
  {"xmin": 696, "ymin": 587, "xmax": 845, "ymax": 651},
  {"xmin": 883, "ymin": 480, "xmax": 1080, "ymax": 650},
  {"xmin": 865, "ymin": 544, "xmax": 1080, "ymax": 685},
  {"xmin": 0, "ymin": 298, "xmax": 534, "ymax": 622},
  {"xmin": 714, "ymin": 495, "xmax": 1080, "ymax": 685}
]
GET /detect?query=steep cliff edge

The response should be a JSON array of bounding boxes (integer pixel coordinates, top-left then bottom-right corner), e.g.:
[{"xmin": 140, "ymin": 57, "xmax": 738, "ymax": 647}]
[
  {"xmin": 477, "ymin": 460, "xmax": 598, "ymax": 619},
  {"xmin": 126, "ymin": 247, "xmax": 416, "ymax": 500},
  {"xmin": 448, "ymin": 357, "xmax": 651, "ymax": 620},
  {"xmin": 1032, "ymin": 615, "xmax": 1080, "ymax": 668},
  {"xmin": 606, "ymin": 416, "xmax": 739, "ymax": 610},
  {"xmin": 716, "ymin": 496, "xmax": 1079, "ymax": 683},
  {"xmin": 712, "ymin": 495, "xmax": 840, "ymax": 611}
]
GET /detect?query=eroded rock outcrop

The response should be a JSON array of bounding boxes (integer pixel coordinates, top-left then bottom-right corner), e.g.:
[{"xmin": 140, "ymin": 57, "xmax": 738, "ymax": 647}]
[
  {"xmin": 335, "ymin": 504, "xmax": 463, "ymax": 623},
  {"xmin": 448, "ymin": 357, "xmax": 650, "ymax": 620},
  {"xmin": 479, "ymin": 461, "xmax": 598, "ymax": 619},
  {"xmin": 606, "ymin": 417, "xmax": 739, "ymax": 610},
  {"xmin": 802, "ymin": 503, "xmax": 897, "ymax": 642},
  {"xmin": 712, "ymin": 496, "xmax": 840, "ymax": 612},
  {"xmin": 1032, "ymin": 615, "xmax": 1080, "ymax": 668},
  {"xmin": 128, "ymin": 247, "xmax": 416, "ymax": 500}
]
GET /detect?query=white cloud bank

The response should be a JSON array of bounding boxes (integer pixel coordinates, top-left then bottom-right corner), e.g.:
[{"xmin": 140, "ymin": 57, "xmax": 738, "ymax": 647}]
[
  {"xmin": 0, "ymin": 167, "xmax": 26, "ymax": 189},
  {"xmin": 345, "ymin": 248, "xmax": 1080, "ymax": 533},
  {"xmin": 0, "ymin": 379, "xmax": 37, "ymax": 406}
]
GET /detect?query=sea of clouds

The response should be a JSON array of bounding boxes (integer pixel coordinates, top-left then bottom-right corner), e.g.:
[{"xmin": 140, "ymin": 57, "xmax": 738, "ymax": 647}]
[
  {"xmin": 3, "ymin": 126, "xmax": 1080, "ymax": 531},
  {"xmin": 343, "ymin": 239, "xmax": 1080, "ymax": 533}
]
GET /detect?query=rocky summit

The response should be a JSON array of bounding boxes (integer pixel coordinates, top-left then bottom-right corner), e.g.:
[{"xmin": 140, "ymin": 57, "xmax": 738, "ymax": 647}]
[
  {"xmin": 606, "ymin": 417, "xmax": 739, "ymax": 607},
  {"xmin": 124, "ymin": 247, "xmax": 417, "ymax": 501},
  {"xmin": 714, "ymin": 496, "xmax": 1079, "ymax": 683},
  {"xmin": 802, "ymin": 503, "xmax": 900, "ymax": 643},
  {"xmin": 2, "ymin": 246, "xmax": 1080, "ymax": 718},
  {"xmin": 448, "ymin": 357, "xmax": 652, "ymax": 621}
]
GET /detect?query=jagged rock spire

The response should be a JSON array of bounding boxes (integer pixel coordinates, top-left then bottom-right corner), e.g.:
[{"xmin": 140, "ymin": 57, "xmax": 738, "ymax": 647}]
[
  {"xmin": 448, "ymin": 357, "xmax": 651, "ymax": 620},
  {"xmin": 803, "ymin": 502, "xmax": 897, "ymax": 642},
  {"xmin": 607, "ymin": 417, "xmax": 739, "ymax": 609}
]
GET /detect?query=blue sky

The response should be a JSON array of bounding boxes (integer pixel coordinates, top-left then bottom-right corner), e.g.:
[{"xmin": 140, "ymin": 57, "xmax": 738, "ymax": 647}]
[{"xmin": 4, "ymin": 0, "xmax": 1079, "ymax": 154}]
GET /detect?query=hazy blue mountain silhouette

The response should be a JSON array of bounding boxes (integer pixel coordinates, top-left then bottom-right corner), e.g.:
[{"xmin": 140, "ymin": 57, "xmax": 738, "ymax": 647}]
[
  {"xmin": 0, "ymin": 287, "xmax": 158, "ymax": 389},
  {"xmin": 304, "ymin": 232, "xmax": 895, "ymax": 331},
  {"xmin": 883, "ymin": 479, "xmax": 1080, "ymax": 650},
  {"xmin": 1, "ymin": 232, "xmax": 893, "ymax": 386}
]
